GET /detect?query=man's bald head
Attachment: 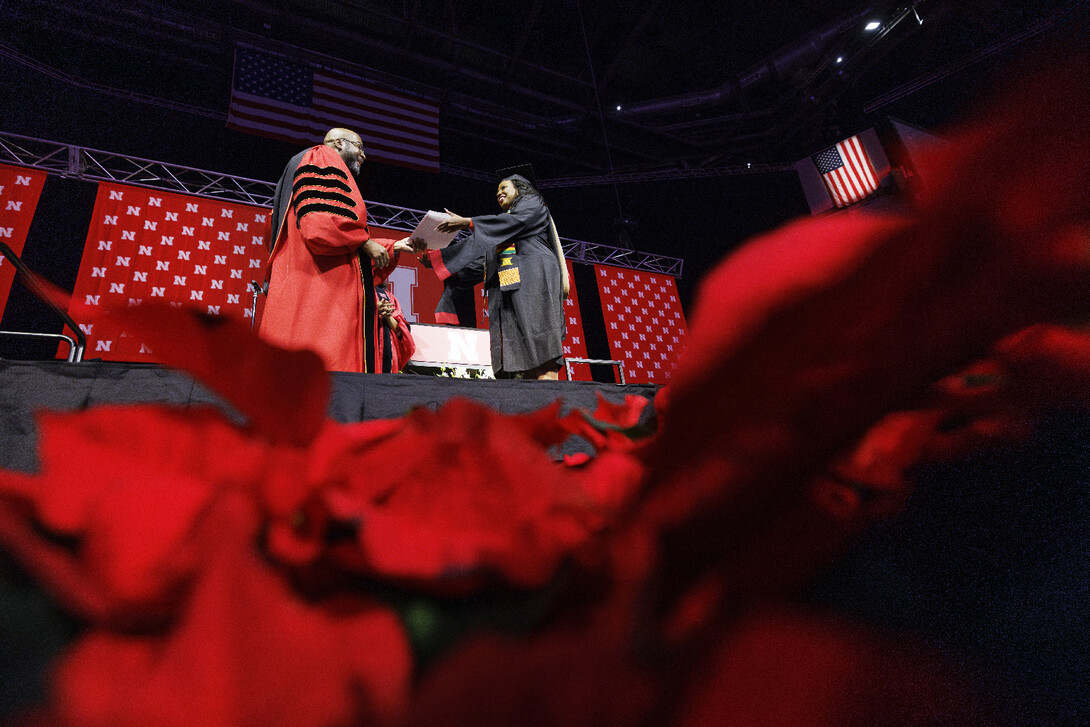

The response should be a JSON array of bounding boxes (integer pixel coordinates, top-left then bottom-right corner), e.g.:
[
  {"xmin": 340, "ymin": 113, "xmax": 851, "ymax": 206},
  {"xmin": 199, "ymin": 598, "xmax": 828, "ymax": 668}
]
[{"xmin": 324, "ymin": 128, "xmax": 366, "ymax": 176}]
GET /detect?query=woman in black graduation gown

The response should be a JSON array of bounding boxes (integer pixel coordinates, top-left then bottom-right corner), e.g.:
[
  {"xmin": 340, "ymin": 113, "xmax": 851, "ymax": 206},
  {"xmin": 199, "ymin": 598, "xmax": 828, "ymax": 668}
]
[{"xmin": 431, "ymin": 174, "xmax": 569, "ymax": 379}]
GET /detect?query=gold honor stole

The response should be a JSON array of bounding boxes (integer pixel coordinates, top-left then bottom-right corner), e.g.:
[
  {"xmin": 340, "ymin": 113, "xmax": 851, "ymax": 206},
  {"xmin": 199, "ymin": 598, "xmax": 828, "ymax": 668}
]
[{"xmin": 497, "ymin": 241, "xmax": 521, "ymax": 291}]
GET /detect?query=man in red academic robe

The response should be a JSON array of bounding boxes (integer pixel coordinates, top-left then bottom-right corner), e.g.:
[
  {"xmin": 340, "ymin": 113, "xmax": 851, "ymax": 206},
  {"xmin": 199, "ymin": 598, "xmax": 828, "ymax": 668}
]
[{"xmin": 257, "ymin": 127, "xmax": 415, "ymax": 373}]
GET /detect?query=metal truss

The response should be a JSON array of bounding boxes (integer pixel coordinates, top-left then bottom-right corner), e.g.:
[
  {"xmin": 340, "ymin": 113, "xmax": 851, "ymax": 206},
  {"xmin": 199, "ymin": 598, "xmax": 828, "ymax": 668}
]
[
  {"xmin": 0, "ymin": 131, "xmax": 277, "ymax": 206},
  {"xmin": 563, "ymin": 240, "xmax": 683, "ymax": 277},
  {"xmin": 0, "ymin": 131, "xmax": 685, "ymax": 277}
]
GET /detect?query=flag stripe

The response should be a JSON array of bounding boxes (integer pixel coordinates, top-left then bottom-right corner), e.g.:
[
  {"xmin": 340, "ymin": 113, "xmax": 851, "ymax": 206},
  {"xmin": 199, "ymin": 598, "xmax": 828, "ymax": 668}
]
[
  {"xmin": 838, "ymin": 140, "xmax": 871, "ymax": 198},
  {"xmin": 314, "ymin": 75, "xmax": 440, "ymax": 124},
  {"xmin": 846, "ymin": 137, "xmax": 878, "ymax": 188},
  {"xmin": 226, "ymin": 106, "xmax": 440, "ymax": 165},
  {"xmin": 227, "ymin": 98, "xmax": 440, "ymax": 161},
  {"xmin": 319, "ymin": 69, "xmax": 440, "ymax": 115}
]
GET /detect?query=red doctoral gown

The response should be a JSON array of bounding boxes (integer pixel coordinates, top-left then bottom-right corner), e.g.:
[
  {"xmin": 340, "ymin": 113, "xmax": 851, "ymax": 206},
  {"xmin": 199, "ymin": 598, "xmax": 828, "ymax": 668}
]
[{"xmin": 257, "ymin": 145, "xmax": 394, "ymax": 372}]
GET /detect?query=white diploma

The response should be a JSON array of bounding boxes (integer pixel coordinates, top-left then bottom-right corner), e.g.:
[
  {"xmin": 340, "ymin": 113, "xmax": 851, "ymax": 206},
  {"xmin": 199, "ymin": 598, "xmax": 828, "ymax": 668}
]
[{"xmin": 412, "ymin": 210, "xmax": 458, "ymax": 250}]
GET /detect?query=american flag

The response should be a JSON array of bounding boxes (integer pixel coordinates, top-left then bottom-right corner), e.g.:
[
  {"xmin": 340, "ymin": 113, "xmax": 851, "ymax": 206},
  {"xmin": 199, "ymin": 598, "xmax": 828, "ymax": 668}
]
[
  {"xmin": 227, "ymin": 46, "xmax": 440, "ymax": 172},
  {"xmin": 812, "ymin": 135, "xmax": 879, "ymax": 208}
]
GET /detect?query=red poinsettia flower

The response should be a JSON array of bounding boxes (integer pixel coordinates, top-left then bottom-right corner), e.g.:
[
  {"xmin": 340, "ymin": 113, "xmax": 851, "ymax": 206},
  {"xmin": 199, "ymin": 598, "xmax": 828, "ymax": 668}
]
[
  {"xmin": 51, "ymin": 494, "xmax": 412, "ymax": 727},
  {"xmin": 261, "ymin": 397, "xmax": 647, "ymax": 591}
]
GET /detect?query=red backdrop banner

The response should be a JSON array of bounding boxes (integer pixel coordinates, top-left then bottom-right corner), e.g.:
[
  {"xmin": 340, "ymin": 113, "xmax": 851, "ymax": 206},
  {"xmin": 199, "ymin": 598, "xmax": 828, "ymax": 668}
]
[
  {"xmin": 66, "ymin": 181, "xmax": 448, "ymax": 363},
  {"xmin": 595, "ymin": 264, "xmax": 687, "ymax": 384},
  {"xmin": 67, "ymin": 183, "xmax": 272, "ymax": 362},
  {"xmin": 0, "ymin": 163, "xmax": 48, "ymax": 317},
  {"xmin": 559, "ymin": 260, "xmax": 589, "ymax": 380}
]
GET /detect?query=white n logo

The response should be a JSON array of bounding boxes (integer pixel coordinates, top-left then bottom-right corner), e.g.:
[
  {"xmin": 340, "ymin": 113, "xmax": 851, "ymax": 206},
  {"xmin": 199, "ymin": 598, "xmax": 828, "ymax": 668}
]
[{"xmin": 387, "ymin": 265, "xmax": 420, "ymax": 322}]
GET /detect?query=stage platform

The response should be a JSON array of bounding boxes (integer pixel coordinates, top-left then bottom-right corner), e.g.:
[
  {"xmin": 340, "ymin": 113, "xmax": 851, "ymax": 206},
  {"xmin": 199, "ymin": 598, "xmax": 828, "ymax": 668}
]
[{"xmin": 0, "ymin": 359, "xmax": 658, "ymax": 474}]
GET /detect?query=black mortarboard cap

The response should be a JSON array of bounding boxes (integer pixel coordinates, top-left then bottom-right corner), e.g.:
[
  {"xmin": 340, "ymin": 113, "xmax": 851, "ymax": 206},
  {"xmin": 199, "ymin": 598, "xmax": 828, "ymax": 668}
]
[{"xmin": 495, "ymin": 163, "xmax": 537, "ymax": 188}]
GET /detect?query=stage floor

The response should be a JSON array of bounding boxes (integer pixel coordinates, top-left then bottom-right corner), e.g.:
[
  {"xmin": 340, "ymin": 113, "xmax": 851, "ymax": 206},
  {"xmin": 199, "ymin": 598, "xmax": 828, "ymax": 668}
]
[{"xmin": 0, "ymin": 359, "xmax": 658, "ymax": 473}]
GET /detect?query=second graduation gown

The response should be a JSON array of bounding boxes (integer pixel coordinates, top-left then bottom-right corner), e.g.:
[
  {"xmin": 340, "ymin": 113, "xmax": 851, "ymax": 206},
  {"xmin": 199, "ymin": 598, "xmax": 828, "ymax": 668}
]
[{"xmin": 426, "ymin": 193, "xmax": 565, "ymax": 376}]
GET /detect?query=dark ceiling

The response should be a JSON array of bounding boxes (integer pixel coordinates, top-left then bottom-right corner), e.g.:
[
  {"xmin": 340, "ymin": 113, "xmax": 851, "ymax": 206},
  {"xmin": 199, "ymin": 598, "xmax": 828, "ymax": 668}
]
[{"xmin": 1, "ymin": 0, "xmax": 1080, "ymax": 182}]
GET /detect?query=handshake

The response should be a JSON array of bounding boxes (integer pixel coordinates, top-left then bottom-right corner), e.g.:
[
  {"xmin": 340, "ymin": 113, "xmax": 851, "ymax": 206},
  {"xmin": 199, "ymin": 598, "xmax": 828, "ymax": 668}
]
[{"xmin": 362, "ymin": 236, "xmax": 428, "ymax": 268}]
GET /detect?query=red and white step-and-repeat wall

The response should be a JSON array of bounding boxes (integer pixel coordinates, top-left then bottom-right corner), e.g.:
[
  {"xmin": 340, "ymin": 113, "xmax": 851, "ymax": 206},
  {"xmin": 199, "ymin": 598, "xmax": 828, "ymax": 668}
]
[
  {"xmin": 596, "ymin": 265, "xmax": 687, "ymax": 384},
  {"xmin": 64, "ymin": 181, "xmax": 460, "ymax": 363},
  {"xmin": 0, "ymin": 163, "xmax": 48, "ymax": 315},
  {"xmin": 67, "ymin": 182, "xmax": 270, "ymax": 361}
]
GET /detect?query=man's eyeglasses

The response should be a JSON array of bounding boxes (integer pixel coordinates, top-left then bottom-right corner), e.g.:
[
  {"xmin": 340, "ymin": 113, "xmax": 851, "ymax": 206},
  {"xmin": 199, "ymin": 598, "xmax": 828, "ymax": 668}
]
[{"xmin": 337, "ymin": 138, "xmax": 365, "ymax": 152}]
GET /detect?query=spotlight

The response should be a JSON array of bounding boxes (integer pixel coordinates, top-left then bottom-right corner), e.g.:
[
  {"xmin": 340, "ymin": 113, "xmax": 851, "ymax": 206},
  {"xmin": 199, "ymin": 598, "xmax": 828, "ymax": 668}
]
[
  {"xmin": 864, "ymin": 20, "xmax": 881, "ymax": 30},
  {"xmin": 836, "ymin": 56, "xmax": 843, "ymax": 63},
  {"xmin": 615, "ymin": 104, "xmax": 622, "ymax": 111}
]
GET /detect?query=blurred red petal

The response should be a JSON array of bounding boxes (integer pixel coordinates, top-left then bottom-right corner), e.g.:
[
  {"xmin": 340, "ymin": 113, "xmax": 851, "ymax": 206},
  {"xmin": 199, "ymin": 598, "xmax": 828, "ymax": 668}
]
[
  {"xmin": 106, "ymin": 304, "xmax": 329, "ymax": 446},
  {"xmin": 52, "ymin": 494, "xmax": 412, "ymax": 727}
]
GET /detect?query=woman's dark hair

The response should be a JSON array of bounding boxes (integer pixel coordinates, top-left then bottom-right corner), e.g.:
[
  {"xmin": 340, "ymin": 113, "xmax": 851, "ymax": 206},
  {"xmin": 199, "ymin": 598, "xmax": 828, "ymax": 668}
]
[{"xmin": 503, "ymin": 174, "xmax": 544, "ymax": 208}]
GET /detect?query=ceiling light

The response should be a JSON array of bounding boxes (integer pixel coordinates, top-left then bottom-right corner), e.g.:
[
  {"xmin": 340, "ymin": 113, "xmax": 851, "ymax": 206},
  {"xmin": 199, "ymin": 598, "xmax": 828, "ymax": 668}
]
[
  {"xmin": 616, "ymin": 104, "xmax": 622, "ymax": 111},
  {"xmin": 864, "ymin": 21, "xmax": 881, "ymax": 30},
  {"xmin": 836, "ymin": 56, "xmax": 843, "ymax": 63}
]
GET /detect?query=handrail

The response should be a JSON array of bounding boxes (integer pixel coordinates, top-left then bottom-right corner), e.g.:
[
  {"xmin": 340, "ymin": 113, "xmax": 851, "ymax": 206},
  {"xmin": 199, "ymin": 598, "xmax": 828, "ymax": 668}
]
[
  {"xmin": 0, "ymin": 241, "xmax": 86, "ymax": 362},
  {"xmin": 0, "ymin": 331, "xmax": 80, "ymax": 362},
  {"xmin": 564, "ymin": 357, "xmax": 626, "ymax": 384}
]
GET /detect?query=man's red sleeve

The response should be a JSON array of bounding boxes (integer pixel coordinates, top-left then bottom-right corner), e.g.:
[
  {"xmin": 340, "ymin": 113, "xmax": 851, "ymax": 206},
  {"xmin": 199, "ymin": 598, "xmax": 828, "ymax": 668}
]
[{"xmin": 292, "ymin": 146, "xmax": 370, "ymax": 256}]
